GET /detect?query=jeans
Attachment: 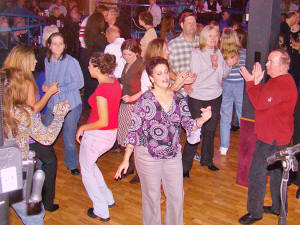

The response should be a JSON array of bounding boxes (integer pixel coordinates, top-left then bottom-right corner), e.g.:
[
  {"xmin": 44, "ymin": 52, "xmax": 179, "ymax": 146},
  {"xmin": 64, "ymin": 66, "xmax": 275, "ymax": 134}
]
[
  {"xmin": 11, "ymin": 199, "xmax": 45, "ymax": 225},
  {"xmin": 79, "ymin": 130, "xmax": 116, "ymax": 219},
  {"xmin": 44, "ymin": 104, "xmax": 82, "ymax": 170},
  {"xmin": 220, "ymin": 81, "xmax": 244, "ymax": 148}
]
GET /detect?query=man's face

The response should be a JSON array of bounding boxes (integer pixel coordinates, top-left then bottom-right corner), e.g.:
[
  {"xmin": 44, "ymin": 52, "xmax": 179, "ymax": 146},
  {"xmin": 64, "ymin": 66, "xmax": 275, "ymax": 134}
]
[
  {"xmin": 149, "ymin": 0, "xmax": 155, "ymax": 5},
  {"xmin": 266, "ymin": 51, "xmax": 282, "ymax": 78},
  {"xmin": 181, "ymin": 16, "xmax": 196, "ymax": 36},
  {"xmin": 223, "ymin": 12, "xmax": 229, "ymax": 20}
]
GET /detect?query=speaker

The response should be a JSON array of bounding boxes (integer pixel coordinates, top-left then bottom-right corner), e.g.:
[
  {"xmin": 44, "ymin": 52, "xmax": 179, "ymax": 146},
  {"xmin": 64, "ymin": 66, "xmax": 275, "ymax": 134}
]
[{"xmin": 242, "ymin": 0, "xmax": 282, "ymax": 120}]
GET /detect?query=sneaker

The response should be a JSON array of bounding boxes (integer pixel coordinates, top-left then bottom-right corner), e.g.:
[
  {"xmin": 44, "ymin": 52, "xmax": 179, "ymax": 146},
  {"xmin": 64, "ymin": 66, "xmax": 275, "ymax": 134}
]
[
  {"xmin": 193, "ymin": 152, "xmax": 201, "ymax": 161},
  {"xmin": 219, "ymin": 147, "xmax": 228, "ymax": 155}
]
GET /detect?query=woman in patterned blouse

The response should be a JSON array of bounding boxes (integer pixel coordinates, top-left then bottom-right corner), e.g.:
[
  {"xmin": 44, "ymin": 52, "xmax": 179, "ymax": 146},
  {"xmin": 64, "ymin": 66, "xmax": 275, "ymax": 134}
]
[
  {"xmin": 2, "ymin": 67, "xmax": 70, "ymax": 224},
  {"xmin": 115, "ymin": 57, "xmax": 211, "ymax": 225}
]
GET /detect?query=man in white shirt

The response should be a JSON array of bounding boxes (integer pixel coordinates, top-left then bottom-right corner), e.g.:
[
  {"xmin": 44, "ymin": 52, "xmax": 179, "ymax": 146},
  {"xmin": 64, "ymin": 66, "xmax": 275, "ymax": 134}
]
[
  {"xmin": 148, "ymin": 0, "xmax": 161, "ymax": 28},
  {"xmin": 104, "ymin": 26, "xmax": 126, "ymax": 79},
  {"xmin": 48, "ymin": 0, "xmax": 67, "ymax": 16}
]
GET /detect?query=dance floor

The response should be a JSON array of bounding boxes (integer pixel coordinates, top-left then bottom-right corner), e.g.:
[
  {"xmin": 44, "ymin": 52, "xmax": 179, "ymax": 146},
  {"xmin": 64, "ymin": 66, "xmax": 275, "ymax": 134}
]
[{"xmin": 10, "ymin": 118, "xmax": 300, "ymax": 225}]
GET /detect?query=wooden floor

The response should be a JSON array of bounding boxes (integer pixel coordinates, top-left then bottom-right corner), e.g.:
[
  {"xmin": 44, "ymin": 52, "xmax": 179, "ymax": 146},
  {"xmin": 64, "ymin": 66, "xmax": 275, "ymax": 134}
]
[{"xmin": 10, "ymin": 120, "xmax": 300, "ymax": 225}]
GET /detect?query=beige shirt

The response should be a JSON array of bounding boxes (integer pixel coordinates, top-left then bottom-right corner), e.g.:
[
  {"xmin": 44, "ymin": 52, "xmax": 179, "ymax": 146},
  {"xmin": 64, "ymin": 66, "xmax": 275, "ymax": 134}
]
[{"xmin": 140, "ymin": 28, "xmax": 157, "ymax": 57}]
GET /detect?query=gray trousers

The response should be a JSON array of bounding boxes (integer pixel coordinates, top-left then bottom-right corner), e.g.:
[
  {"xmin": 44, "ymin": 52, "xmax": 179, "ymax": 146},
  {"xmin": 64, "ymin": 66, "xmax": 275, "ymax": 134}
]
[
  {"xmin": 135, "ymin": 146, "xmax": 184, "ymax": 225},
  {"xmin": 247, "ymin": 140, "xmax": 287, "ymax": 218}
]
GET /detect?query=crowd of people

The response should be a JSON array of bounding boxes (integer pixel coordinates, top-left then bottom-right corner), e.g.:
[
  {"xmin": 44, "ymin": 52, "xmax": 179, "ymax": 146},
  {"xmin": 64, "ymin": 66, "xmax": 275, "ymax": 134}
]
[{"xmin": 1, "ymin": 0, "xmax": 300, "ymax": 225}]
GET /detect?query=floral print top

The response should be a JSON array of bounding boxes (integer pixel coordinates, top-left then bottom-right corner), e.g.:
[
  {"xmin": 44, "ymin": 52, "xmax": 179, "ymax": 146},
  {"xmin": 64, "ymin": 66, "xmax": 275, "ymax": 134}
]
[
  {"xmin": 125, "ymin": 90, "xmax": 195, "ymax": 159},
  {"xmin": 7, "ymin": 101, "xmax": 70, "ymax": 160}
]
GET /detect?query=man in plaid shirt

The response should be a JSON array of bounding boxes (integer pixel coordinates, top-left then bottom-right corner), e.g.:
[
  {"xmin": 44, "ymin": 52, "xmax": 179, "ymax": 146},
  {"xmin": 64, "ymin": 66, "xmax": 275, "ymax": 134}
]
[{"xmin": 168, "ymin": 12, "xmax": 199, "ymax": 96}]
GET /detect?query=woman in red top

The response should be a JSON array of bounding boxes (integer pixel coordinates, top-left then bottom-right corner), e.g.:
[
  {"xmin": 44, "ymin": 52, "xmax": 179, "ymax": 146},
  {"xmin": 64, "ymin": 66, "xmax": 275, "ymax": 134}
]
[{"xmin": 76, "ymin": 53, "xmax": 122, "ymax": 222}]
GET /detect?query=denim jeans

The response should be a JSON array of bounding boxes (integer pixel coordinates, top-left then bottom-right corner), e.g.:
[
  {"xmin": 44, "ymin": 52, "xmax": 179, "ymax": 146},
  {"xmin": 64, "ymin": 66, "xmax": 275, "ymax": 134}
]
[
  {"xmin": 11, "ymin": 200, "xmax": 45, "ymax": 225},
  {"xmin": 44, "ymin": 104, "xmax": 82, "ymax": 170},
  {"xmin": 220, "ymin": 81, "xmax": 244, "ymax": 148}
]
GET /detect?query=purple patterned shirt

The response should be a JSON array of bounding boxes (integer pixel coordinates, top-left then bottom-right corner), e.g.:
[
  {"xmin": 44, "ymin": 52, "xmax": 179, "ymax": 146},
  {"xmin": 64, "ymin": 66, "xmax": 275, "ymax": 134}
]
[{"xmin": 125, "ymin": 90, "xmax": 195, "ymax": 159}]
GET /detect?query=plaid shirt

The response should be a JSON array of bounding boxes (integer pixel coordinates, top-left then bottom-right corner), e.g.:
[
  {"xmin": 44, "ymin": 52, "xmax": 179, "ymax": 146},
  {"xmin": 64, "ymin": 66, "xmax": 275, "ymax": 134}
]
[{"xmin": 168, "ymin": 33, "xmax": 200, "ymax": 74}]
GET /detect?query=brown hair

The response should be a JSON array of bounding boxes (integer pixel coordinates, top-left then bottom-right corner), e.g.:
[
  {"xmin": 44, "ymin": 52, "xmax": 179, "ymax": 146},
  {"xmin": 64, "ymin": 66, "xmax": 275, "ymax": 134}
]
[
  {"xmin": 160, "ymin": 14, "xmax": 175, "ymax": 41},
  {"xmin": 235, "ymin": 28, "xmax": 247, "ymax": 49},
  {"xmin": 146, "ymin": 56, "xmax": 169, "ymax": 77},
  {"xmin": 84, "ymin": 13, "xmax": 106, "ymax": 54},
  {"xmin": 46, "ymin": 32, "xmax": 67, "ymax": 62},
  {"xmin": 1, "ymin": 68, "xmax": 31, "ymax": 138},
  {"xmin": 139, "ymin": 11, "xmax": 153, "ymax": 26},
  {"xmin": 121, "ymin": 39, "xmax": 141, "ymax": 55},
  {"xmin": 89, "ymin": 52, "xmax": 116, "ymax": 75}
]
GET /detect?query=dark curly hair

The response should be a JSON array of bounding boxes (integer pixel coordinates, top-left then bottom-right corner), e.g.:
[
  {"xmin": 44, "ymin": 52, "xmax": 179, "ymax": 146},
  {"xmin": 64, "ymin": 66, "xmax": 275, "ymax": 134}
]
[
  {"xmin": 146, "ymin": 56, "xmax": 169, "ymax": 77},
  {"xmin": 89, "ymin": 52, "xmax": 116, "ymax": 75}
]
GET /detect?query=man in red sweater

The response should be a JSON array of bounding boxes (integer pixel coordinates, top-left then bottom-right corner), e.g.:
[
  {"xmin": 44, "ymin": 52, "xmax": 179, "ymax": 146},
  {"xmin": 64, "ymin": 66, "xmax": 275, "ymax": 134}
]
[{"xmin": 238, "ymin": 49, "xmax": 298, "ymax": 225}]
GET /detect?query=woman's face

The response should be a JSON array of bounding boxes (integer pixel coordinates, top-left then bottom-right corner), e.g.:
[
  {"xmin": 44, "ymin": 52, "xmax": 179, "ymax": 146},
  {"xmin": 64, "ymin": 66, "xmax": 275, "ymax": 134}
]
[
  {"xmin": 206, "ymin": 29, "xmax": 219, "ymax": 49},
  {"xmin": 150, "ymin": 63, "xmax": 170, "ymax": 89},
  {"xmin": 88, "ymin": 61, "xmax": 98, "ymax": 78},
  {"xmin": 162, "ymin": 44, "xmax": 169, "ymax": 59},
  {"xmin": 139, "ymin": 17, "xmax": 145, "ymax": 28},
  {"xmin": 49, "ymin": 35, "xmax": 65, "ymax": 57},
  {"xmin": 30, "ymin": 54, "xmax": 37, "ymax": 72},
  {"xmin": 122, "ymin": 49, "xmax": 137, "ymax": 64}
]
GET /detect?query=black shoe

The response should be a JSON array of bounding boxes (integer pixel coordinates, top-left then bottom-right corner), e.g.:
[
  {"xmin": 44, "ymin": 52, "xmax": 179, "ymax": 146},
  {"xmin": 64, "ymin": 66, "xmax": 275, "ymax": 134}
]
[
  {"xmin": 108, "ymin": 203, "xmax": 115, "ymax": 208},
  {"xmin": 44, "ymin": 204, "xmax": 59, "ymax": 212},
  {"xmin": 129, "ymin": 174, "xmax": 140, "ymax": 184},
  {"xmin": 87, "ymin": 208, "xmax": 110, "ymax": 222},
  {"xmin": 70, "ymin": 168, "xmax": 80, "ymax": 176},
  {"xmin": 238, "ymin": 213, "xmax": 262, "ymax": 224},
  {"xmin": 296, "ymin": 188, "xmax": 300, "ymax": 199},
  {"xmin": 208, "ymin": 164, "xmax": 219, "ymax": 171},
  {"xmin": 231, "ymin": 125, "xmax": 240, "ymax": 132},
  {"xmin": 183, "ymin": 171, "xmax": 190, "ymax": 178},
  {"xmin": 263, "ymin": 206, "xmax": 279, "ymax": 216}
]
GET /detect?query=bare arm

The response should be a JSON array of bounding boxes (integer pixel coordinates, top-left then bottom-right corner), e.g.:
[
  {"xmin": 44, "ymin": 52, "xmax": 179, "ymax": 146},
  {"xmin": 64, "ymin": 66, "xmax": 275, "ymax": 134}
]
[
  {"xmin": 27, "ymin": 81, "xmax": 59, "ymax": 113},
  {"xmin": 76, "ymin": 96, "xmax": 109, "ymax": 143}
]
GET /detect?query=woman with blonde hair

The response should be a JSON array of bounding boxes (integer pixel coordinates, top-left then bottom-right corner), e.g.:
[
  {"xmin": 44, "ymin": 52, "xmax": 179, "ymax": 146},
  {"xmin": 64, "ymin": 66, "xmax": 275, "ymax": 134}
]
[
  {"xmin": 2, "ymin": 67, "xmax": 70, "ymax": 224},
  {"xmin": 3, "ymin": 44, "xmax": 61, "ymax": 212},
  {"xmin": 182, "ymin": 25, "xmax": 238, "ymax": 175},
  {"xmin": 219, "ymin": 28, "xmax": 245, "ymax": 155}
]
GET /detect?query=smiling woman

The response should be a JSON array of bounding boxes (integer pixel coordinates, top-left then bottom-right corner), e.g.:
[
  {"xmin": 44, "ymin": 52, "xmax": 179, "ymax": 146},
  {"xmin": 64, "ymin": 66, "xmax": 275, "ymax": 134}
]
[{"xmin": 43, "ymin": 32, "xmax": 84, "ymax": 176}]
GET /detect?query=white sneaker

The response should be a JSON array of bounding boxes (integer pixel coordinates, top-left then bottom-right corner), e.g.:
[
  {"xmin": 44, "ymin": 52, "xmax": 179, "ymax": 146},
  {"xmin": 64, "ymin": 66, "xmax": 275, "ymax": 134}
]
[
  {"xmin": 219, "ymin": 147, "xmax": 228, "ymax": 155},
  {"xmin": 193, "ymin": 152, "xmax": 201, "ymax": 161}
]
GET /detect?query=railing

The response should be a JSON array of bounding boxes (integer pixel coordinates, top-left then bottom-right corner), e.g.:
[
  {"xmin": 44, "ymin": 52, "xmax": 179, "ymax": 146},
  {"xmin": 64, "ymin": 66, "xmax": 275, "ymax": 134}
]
[{"xmin": 0, "ymin": 13, "xmax": 46, "ymax": 49}]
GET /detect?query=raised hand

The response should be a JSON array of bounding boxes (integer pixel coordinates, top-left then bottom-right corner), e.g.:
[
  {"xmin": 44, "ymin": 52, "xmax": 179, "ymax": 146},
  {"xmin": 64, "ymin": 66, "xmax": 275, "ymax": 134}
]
[
  {"xmin": 211, "ymin": 54, "xmax": 218, "ymax": 70},
  {"xmin": 200, "ymin": 106, "xmax": 212, "ymax": 123},
  {"xmin": 184, "ymin": 73, "xmax": 197, "ymax": 85},
  {"xmin": 47, "ymin": 82, "xmax": 60, "ymax": 95},
  {"xmin": 240, "ymin": 66, "xmax": 253, "ymax": 82},
  {"xmin": 53, "ymin": 100, "xmax": 71, "ymax": 117},
  {"xmin": 252, "ymin": 62, "xmax": 264, "ymax": 85}
]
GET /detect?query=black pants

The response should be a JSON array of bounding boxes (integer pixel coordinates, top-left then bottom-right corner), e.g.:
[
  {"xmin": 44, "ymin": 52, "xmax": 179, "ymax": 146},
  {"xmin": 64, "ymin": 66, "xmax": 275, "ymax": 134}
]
[
  {"xmin": 29, "ymin": 142, "xmax": 57, "ymax": 207},
  {"xmin": 182, "ymin": 95, "xmax": 222, "ymax": 172},
  {"xmin": 247, "ymin": 140, "xmax": 287, "ymax": 218},
  {"xmin": 79, "ymin": 48, "xmax": 97, "ymax": 109}
]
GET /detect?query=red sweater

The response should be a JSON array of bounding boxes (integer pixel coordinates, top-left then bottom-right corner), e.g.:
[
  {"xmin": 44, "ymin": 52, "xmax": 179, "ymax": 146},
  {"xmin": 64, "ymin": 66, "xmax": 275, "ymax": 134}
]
[{"xmin": 246, "ymin": 74, "xmax": 297, "ymax": 145}]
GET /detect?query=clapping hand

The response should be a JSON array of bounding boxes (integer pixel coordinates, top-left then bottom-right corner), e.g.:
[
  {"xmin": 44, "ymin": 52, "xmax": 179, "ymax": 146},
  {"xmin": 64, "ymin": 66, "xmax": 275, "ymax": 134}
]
[
  {"xmin": 211, "ymin": 54, "xmax": 218, "ymax": 70},
  {"xmin": 200, "ymin": 106, "xmax": 212, "ymax": 123},
  {"xmin": 240, "ymin": 62, "xmax": 264, "ymax": 85}
]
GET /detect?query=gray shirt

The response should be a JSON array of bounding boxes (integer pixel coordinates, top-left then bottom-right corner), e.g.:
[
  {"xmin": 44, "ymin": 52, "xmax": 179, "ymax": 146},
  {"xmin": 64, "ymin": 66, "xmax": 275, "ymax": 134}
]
[{"xmin": 189, "ymin": 48, "xmax": 231, "ymax": 100}]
